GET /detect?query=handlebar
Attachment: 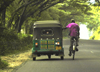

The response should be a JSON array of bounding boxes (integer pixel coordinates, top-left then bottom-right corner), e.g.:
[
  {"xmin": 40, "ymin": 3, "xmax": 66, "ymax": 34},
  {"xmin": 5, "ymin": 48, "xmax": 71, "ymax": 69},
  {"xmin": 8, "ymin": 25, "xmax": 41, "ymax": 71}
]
[{"xmin": 62, "ymin": 28, "xmax": 67, "ymax": 30}]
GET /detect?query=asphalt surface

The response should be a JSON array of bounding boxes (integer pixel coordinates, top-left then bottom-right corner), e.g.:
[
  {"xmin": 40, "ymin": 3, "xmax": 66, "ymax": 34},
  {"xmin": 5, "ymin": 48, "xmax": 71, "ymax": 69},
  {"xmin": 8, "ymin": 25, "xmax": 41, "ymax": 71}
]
[{"xmin": 12, "ymin": 39, "xmax": 100, "ymax": 72}]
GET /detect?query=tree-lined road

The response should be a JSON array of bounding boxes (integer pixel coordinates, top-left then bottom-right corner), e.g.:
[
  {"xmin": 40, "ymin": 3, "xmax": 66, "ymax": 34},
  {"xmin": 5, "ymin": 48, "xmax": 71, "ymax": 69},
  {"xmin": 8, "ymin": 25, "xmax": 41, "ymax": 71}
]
[{"xmin": 12, "ymin": 39, "xmax": 100, "ymax": 72}]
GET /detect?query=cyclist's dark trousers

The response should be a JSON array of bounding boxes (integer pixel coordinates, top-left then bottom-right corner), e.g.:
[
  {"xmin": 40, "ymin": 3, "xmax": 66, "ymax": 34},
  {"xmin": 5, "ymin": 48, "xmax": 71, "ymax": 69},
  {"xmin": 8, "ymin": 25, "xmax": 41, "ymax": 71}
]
[{"xmin": 69, "ymin": 36, "xmax": 79, "ymax": 51}]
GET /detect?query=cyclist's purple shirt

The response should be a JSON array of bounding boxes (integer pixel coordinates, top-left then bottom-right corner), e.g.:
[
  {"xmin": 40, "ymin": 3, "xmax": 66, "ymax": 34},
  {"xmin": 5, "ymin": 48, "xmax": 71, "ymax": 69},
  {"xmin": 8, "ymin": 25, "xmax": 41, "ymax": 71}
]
[{"xmin": 66, "ymin": 22, "xmax": 79, "ymax": 37}]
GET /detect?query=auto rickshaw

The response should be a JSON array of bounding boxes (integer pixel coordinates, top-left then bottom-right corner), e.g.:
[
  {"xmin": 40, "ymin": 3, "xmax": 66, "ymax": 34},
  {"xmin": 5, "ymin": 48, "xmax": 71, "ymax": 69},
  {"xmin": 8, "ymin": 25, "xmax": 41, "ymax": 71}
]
[{"xmin": 32, "ymin": 20, "xmax": 64, "ymax": 60}]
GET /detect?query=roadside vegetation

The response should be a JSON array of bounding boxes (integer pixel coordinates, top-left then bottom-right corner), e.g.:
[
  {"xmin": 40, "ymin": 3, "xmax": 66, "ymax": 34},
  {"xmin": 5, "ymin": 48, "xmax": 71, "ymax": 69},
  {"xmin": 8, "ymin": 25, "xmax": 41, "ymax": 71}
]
[
  {"xmin": 0, "ymin": 28, "xmax": 32, "ymax": 56},
  {"xmin": 0, "ymin": 26, "xmax": 32, "ymax": 69},
  {"xmin": 0, "ymin": 57, "xmax": 8, "ymax": 69},
  {"xmin": 86, "ymin": 6, "xmax": 100, "ymax": 40}
]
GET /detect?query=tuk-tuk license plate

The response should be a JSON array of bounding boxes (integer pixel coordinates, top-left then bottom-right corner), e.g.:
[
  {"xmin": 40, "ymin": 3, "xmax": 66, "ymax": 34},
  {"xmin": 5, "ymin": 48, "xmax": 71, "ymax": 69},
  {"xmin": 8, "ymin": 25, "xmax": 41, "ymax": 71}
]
[{"xmin": 56, "ymin": 46, "xmax": 61, "ymax": 50}]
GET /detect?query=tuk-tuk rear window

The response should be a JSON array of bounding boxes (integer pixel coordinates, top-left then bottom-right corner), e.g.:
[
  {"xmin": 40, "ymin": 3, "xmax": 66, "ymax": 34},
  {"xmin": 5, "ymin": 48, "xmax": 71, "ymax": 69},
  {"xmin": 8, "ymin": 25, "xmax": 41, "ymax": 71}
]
[{"xmin": 41, "ymin": 29, "xmax": 54, "ymax": 36}]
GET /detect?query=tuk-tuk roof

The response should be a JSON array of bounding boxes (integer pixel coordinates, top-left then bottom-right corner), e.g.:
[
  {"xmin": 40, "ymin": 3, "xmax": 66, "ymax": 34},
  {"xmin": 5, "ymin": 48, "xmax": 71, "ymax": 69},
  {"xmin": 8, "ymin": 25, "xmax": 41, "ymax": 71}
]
[{"xmin": 34, "ymin": 20, "xmax": 62, "ymax": 28}]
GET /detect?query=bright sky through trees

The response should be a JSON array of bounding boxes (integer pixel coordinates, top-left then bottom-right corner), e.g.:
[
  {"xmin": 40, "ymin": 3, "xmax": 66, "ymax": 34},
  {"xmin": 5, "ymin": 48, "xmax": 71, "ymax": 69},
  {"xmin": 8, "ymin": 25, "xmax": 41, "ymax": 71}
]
[
  {"xmin": 90, "ymin": 0, "xmax": 95, "ymax": 4},
  {"xmin": 80, "ymin": 24, "xmax": 89, "ymax": 39}
]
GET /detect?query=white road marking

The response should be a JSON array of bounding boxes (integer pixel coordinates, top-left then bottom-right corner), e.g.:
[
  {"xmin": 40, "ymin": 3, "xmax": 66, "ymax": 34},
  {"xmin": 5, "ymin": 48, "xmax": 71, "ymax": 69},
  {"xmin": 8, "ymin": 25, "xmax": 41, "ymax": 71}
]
[{"xmin": 91, "ymin": 51, "xmax": 94, "ymax": 53}]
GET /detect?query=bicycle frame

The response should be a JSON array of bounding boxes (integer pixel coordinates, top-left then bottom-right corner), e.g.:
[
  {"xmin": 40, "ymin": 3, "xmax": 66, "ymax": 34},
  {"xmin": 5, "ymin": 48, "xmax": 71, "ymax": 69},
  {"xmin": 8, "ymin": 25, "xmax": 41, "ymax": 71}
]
[
  {"xmin": 73, "ymin": 38, "xmax": 76, "ymax": 50},
  {"xmin": 71, "ymin": 38, "xmax": 76, "ymax": 60}
]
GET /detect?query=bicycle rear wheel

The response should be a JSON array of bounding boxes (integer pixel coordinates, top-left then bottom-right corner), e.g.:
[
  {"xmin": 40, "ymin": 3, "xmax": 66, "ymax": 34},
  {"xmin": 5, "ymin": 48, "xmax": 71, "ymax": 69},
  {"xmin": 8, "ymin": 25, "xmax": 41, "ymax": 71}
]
[{"xmin": 72, "ymin": 51, "xmax": 75, "ymax": 60}]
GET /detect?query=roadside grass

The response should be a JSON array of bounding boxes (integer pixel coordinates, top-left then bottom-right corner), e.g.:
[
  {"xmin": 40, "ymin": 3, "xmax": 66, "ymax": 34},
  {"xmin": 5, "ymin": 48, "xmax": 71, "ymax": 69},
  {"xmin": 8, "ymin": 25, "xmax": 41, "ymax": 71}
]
[
  {"xmin": 0, "ymin": 58, "xmax": 8, "ymax": 69},
  {"xmin": 0, "ymin": 40, "xmax": 32, "ymax": 69}
]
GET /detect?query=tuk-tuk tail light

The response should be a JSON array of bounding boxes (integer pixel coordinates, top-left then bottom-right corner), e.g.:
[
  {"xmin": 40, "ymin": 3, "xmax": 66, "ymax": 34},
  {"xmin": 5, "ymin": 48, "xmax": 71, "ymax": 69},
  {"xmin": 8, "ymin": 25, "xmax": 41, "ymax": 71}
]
[
  {"xmin": 35, "ymin": 42, "xmax": 38, "ymax": 46},
  {"xmin": 35, "ymin": 50, "xmax": 37, "ymax": 52},
  {"xmin": 55, "ymin": 42, "xmax": 60, "ymax": 45}
]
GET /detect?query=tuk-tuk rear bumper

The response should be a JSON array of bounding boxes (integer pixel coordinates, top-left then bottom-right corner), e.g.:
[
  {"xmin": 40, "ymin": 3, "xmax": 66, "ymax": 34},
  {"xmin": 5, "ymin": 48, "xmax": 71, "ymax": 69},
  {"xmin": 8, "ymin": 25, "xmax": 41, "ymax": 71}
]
[{"xmin": 32, "ymin": 50, "xmax": 64, "ymax": 57}]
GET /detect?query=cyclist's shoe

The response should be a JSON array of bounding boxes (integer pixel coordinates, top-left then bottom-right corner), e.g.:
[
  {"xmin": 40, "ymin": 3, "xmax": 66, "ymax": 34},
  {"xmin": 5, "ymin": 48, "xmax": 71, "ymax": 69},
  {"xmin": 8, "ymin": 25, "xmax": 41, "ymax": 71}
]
[
  {"xmin": 75, "ymin": 48, "xmax": 78, "ymax": 51},
  {"xmin": 68, "ymin": 51, "xmax": 72, "ymax": 56},
  {"xmin": 68, "ymin": 53, "xmax": 71, "ymax": 56},
  {"xmin": 76, "ymin": 44, "xmax": 79, "ymax": 46}
]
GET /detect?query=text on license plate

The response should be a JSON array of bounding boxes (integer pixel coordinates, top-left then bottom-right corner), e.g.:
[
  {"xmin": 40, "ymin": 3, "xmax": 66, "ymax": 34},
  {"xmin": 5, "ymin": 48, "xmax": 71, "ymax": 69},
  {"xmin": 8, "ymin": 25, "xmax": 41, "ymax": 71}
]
[{"xmin": 56, "ymin": 46, "xmax": 62, "ymax": 50}]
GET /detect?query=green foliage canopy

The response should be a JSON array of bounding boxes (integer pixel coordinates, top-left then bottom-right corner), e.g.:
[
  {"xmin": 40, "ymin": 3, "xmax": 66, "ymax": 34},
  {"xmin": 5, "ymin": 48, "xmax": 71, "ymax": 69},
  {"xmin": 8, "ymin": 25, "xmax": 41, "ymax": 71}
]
[{"xmin": 0, "ymin": 0, "xmax": 96, "ymax": 34}]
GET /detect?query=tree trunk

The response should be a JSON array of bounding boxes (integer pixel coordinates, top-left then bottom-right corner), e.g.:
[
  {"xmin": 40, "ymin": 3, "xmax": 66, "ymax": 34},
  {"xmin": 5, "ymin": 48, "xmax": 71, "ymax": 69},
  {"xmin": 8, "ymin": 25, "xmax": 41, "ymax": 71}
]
[
  {"xmin": 17, "ymin": 6, "xmax": 27, "ymax": 33},
  {"xmin": 1, "ymin": 9, "xmax": 6, "ymax": 26},
  {"xmin": 17, "ymin": 18, "xmax": 24, "ymax": 33}
]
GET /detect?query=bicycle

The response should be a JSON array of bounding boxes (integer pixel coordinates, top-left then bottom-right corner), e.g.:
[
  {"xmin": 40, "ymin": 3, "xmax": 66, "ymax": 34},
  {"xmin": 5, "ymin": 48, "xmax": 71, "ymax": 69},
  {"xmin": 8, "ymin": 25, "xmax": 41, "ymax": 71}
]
[{"xmin": 70, "ymin": 38, "xmax": 77, "ymax": 60}]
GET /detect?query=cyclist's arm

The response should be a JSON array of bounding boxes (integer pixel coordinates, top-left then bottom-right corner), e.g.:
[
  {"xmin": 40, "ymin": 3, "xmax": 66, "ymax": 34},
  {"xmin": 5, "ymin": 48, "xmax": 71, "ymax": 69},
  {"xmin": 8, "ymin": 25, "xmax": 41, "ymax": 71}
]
[{"xmin": 62, "ymin": 27, "xmax": 68, "ymax": 30}]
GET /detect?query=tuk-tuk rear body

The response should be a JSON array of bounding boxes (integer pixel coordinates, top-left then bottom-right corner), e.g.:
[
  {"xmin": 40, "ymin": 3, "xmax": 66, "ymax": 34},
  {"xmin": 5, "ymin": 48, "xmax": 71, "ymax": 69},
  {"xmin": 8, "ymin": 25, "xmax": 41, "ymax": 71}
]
[{"xmin": 32, "ymin": 20, "xmax": 64, "ymax": 60}]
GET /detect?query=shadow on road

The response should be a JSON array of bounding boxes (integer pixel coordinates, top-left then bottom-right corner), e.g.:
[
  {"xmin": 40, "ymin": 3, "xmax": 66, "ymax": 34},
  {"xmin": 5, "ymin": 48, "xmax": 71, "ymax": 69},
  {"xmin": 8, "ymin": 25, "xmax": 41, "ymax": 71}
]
[
  {"xmin": 35, "ymin": 58, "xmax": 64, "ymax": 61},
  {"xmin": 33, "ymin": 58, "xmax": 77, "ymax": 61},
  {"xmin": 33, "ymin": 57, "xmax": 100, "ymax": 61}
]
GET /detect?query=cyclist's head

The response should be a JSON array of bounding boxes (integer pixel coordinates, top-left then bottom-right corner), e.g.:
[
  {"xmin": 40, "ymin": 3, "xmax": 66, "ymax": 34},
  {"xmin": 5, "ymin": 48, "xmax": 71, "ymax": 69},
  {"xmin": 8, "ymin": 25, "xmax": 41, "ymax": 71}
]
[{"xmin": 71, "ymin": 19, "xmax": 75, "ymax": 23}]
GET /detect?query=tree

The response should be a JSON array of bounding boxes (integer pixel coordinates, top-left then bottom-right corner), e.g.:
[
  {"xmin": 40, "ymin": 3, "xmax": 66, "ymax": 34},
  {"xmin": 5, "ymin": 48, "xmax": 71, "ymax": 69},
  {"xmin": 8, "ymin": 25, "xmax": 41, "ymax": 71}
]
[
  {"xmin": 40, "ymin": 0, "xmax": 91, "ymax": 24},
  {"xmin": 39, "ymin": 0, "xmax": 92, "ymax": 36},
  {"xmin": 1, "ymin": 0, "xmax": 92, "ymax": 34},
  {"xmin": 0, "ymin": 0, "xmax": 15, "ymax": 13},
  {"xmin": 85, "ymin": 6, "xmax": 100, "ymax": 30},
  {"xmin": 7, "ymin": 0, "xmax": 64, "ymax": 33},
  {"xmin": 0, "ymin": 0, "xmax": 15, "ymax": 27}
]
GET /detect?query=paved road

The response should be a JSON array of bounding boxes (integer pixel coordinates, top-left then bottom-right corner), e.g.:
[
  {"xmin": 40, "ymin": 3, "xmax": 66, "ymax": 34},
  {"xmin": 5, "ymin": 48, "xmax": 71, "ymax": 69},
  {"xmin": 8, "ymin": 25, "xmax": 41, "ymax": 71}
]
[{"xmin": 12, "ymin": 39, "xmax": 100, "ymax": 72}]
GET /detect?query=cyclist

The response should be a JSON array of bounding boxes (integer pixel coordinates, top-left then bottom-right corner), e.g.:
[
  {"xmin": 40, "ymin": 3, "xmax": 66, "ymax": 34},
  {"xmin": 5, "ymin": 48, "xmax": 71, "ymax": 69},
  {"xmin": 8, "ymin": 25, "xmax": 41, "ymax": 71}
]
[{"xmin": 66, "ymin": 19, "xmax": 80, "ymax": 56}]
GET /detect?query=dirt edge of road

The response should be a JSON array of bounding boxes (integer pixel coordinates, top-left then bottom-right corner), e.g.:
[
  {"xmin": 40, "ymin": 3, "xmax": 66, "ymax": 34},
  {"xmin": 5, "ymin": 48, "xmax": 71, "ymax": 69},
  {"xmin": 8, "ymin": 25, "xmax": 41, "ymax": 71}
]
[{"xmin": 0, "ymin": 49, "xmax": 32, "ymax": 72}]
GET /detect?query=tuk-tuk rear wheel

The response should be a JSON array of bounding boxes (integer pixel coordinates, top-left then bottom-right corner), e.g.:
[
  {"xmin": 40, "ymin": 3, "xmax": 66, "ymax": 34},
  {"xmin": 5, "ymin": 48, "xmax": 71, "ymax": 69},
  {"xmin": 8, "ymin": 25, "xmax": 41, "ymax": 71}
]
[
  {"xmin": 33, "ymin": 57, "xmax": 36, "ymax": 61},
  {"xmin": 61, "ymin": 56, "xmax": 64, "ymax": 60},
  {"xmin": 48, "ymin": 55, "xmax": 51, "ymax": 59}
]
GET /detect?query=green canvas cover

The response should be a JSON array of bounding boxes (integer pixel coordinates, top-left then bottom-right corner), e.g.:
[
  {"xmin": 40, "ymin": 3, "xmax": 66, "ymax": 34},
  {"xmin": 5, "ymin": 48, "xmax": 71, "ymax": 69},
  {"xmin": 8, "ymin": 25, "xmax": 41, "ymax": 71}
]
[
  {"xmin": 33, "ymin": 20, "xmax": 62, "ymax": 28},
  {"xmin": 33, "ymin": 20, "xmax": 62, "ymax": 39}
]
